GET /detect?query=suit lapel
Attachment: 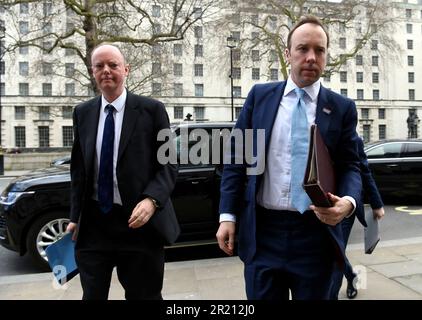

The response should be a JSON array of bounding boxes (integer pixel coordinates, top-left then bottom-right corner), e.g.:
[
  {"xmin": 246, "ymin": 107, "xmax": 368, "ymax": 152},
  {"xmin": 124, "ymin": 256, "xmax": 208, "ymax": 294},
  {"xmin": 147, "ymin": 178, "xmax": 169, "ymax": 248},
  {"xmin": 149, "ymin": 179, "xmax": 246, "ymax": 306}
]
[
  {"xmin": 81, "ymin": 97, "xmax": 101, "ymax": 173},
  {"xmin": 315, "ymin": 86, "xmax": 331, "ymax": 141},
  {"xmin": 118, "ymin": 91, "xmax": 139, "ymax": 162}
]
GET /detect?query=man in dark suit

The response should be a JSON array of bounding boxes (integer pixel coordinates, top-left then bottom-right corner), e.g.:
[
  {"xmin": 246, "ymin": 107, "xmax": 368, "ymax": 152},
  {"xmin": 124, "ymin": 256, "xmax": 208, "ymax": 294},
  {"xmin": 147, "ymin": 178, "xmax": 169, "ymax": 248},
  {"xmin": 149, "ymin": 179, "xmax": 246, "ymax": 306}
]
[
  {"xmin": 66, "ymin": 44, "xmax": 179, "ymax": 300},
  {"xmin": 216, "ymin": 15, "xmax": 362, "ymax": 300},
  {"xmin": 330, "ymin": 137, "xmax": 384, "ymax": 299}
]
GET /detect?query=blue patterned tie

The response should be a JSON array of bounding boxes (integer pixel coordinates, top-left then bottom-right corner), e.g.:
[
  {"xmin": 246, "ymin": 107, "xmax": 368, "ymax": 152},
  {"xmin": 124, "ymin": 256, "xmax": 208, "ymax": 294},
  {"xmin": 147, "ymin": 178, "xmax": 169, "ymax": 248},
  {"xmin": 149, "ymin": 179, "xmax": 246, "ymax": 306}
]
[
  {"xmin": 98, "ymin": 104, "xmax": 115, "ymax": 214},
  {"xmin": 290, "ymin": 88, "xmax": 312, "ymax": 213}
]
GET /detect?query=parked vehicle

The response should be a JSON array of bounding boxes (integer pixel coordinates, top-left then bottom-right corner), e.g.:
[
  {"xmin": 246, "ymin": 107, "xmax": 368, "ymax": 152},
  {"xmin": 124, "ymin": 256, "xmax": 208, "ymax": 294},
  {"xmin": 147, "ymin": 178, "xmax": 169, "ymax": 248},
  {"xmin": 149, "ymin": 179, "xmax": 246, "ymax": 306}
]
[
  {"xmin": 365, "ymin": 139, "xmax": 422, "ymax": 201},
  {"xmin": 0, "ymin": 122, "xmax": 234, "ymax": 270}
]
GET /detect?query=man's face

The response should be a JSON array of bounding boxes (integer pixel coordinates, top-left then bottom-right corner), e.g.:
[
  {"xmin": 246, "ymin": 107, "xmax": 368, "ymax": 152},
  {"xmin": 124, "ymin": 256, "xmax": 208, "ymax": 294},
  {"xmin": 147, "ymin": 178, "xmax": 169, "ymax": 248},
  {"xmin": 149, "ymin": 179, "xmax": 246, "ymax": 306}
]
[
  {"xmin": 285, "ymin": 23, "xmax": 327, "ymax": 88},
  {"xmin": 91, "ymin": 45, "xmax": 129, "ymax": 97}
]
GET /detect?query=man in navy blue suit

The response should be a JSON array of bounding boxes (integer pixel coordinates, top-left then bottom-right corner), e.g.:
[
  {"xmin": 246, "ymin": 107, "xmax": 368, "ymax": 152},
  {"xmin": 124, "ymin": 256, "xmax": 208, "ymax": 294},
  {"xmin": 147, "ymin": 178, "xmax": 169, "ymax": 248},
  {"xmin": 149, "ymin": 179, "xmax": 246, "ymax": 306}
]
[{"xmin": 216, "ymin": 15, "xmax": 362, "ymax": 300}]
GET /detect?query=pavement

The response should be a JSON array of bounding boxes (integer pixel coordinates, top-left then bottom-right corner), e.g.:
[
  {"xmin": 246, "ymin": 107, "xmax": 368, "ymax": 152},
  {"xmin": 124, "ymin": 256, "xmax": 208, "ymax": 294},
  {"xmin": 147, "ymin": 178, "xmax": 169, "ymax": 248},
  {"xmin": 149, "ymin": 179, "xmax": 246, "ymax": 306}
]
[{"xmin": 1, "ymin": 237, "xmax": 422, "ymax": 300}]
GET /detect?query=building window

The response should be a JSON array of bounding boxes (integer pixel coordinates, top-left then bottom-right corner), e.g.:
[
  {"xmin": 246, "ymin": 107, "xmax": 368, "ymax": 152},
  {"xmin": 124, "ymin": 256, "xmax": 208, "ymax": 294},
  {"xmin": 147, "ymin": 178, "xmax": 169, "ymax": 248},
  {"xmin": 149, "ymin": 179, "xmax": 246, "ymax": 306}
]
[
  {"xmin": 62, "ymin": 126, "xmax": 73, "ymax": 147},
  {"xmin": 39, "ymin": 106, "xmax": 50, "ymax": 120},
  {"xmin": 372, "ymin": 73, "xmax": 379, "ymax": 83},
  {"xmin": 19, "ymin": 21, "xmax": 29, "ymax": 35},
  {"xmin": 62, "ymin": 106, "xmax": 73, "ymax": 119},
  {"xmin": 372, "ymin": 56, "xmax": 378, "ymax": 66},
  {"xmin": 379, "ymin": 125, "xmax": 386, "ymax": 140},
  {"xmin": 408, "ymin": 56, "xmax": 414, "ymax": 66},
  {"xmin": 19, "ymin": 83, "xmax": 29, "ymax": 96},
  {"xmin": 42, "ymin": 22, "xmax": 52, "ymax": 35},
  {"xmin": 0, "ymin": 61, "xmax": 4, "ymax": 75},
  {"xmin": 43, "ymin": 1, "xmax": 52, "ymax": 16},
  {"xmin": 233, "ymin": 86, "xmax": 241, "ymax": 98},
  {"xmin": 174, "ymin": 106, "xmax": 183, "ymax": 119},
  {"xmin": 174, "ymin": 83, "xmax": 183, "ymax": 96},
  {"xmin": 173, "ymin": 43, "xmax": 182, "ymax": 56},
  {"xmin": 194, "ymin": 26, "xmax": 203, "ymax": 38},
  {"xmin": 174, "ymin": 63, "xmax": 183, "ymax": 77},
  {"xmin": 406, "ymin": 8, "xmax": 412, "ymax": 19},
  {"xmin": 235, "ymin": 107, "xmax": 242, "ymax": 119},
  {"xmin": 231, "ymin": 31, "xmax": 240, "ymax": 41},
  {"xmin": 339, "ymin": 37, "xmax": 346, "ymax": 49},
  {"xmin": 38, "ymin": 126, "xmax": 50, "ymax": 147},
  {"xmin": 19, "ymin": 46, "xmax": 28, "ymax": 55},
  {"xmin": 152, "ymin": 23, "xmax": 161, "ymax": 35},
  {"xmin": 251, "ymin": 50, "xmax": 259, "ymax": 61},
  {"xmin": 232, "ymin": 67, "xmax": 241, "ymax": 79},
  {"xmin": 356, "ymin": 72, "xmax": 363, "ymax": 83},
  {"xmin": 378, "ymin": 108, "xmax": 385, "ymax": 119},
  {"xmin": 0, "ymin": 82, "xmax": 4, "ymax": 96},
  {"xmin": 1, "ymin": 40, "xmax": 6, "ymax": 55},
  {"xmin": 340, "ymin": 89, "xmax": 348, "ymax": 97},
  {"xmin": 42, "ymin": 83, "xmax": 52, "ymax": 96},
  {"xmin": 270, "ymin": 69, "xmax": 278, "ymax": 81},
  {"xmin": 340, "ymin": 71, "xmax": 347, "ymax": 82},
  {"xmin": 232, "ymin": 49, "xmax": 241, "ymax": 62},
  {"xmin": 373, "ymin": 90, "xmax": 380, "ymax": 100},
  {"xmin": 194, "ymin": 106, "xmax": 205, "ymax": 119},
  {"xmin": 19, "ymin": 62, "xmax": 29, "ymax": 76},
  {"xmin": 65, "ymin": 83, "xmax": 75, "ymax": 96},
  {"xmin": 194, "ymin": 64, "xmax": 203, "ymax": 77},
  {"xmin": 65, "ymin": 44, "xmax": 75, "ymax": 56},
  {"xmin": 269, "ymin": 50, "xmax": 277, "ymax": 62},
  {"xmin": 193, "ymin": 7, "xmax": 202, "ymax": 19},
  {"xmin": 409, "ymin": 89, "xmax": 415, "ymax": 101},
  {"xmin": 152, "ymin": 5, "xmax": 161, "ymax": 17},
  {"xmin": 15, "ymin": 126, "xmax": 26, "ymax": 148},
  {"xmin": 252, "ymin": 68, "xmax": 260, "ymax": 80},
  {"xmin": 371, "ymin": 40, "xmax": 378, "ymax": 50},
  {"xmin": 42, "ymin": 62, "xmax": 53, "ymax": 75},
  {"xmin": 408, "ymin": 72, "xmax": 415, "ymax": 83},
  {"xmin": 194, "ymin": 44, "xmax": 203, "ymax": 57},
  {"xmin": 15, "ymin": 106, "xmax": 25, "ymax": 120},
  {"xmin": 357, "ymin": 89, "xmax": 364, "ymax": 100},
  {"xmin": 65, "ymin": 63, "xmax": 75, "ymax": 77},
  {"xmin": 406, "ymin": 23, "xmax": 413, "ymax": 33},
  {"xmin": 152, "ymin": 82, "xmax": 161, "ymax": 95},
  {"xmin": 363, "ymin": 125, "xmax": 371, "ymax": 143},
  {"xmin": 407, "ymin": 39, "xmax": 413, "ymax": 50},
  {"xmin": 361, "ymin": 108, "xmax": 369, "ymax": 120},
  {"xmin": 20, "ymin": 3, "xmax": 29, "ymax": 14},
  {"xmin": 195, "ymin": 84, "xmax": 204, "ymax": 97},
  {"xmin": 152, "ymin": 63, "xmax": 161, "ymax": 75},
  {"xmin": 355, "ymin": 55, "xmax": 363, "ymax": 66}
]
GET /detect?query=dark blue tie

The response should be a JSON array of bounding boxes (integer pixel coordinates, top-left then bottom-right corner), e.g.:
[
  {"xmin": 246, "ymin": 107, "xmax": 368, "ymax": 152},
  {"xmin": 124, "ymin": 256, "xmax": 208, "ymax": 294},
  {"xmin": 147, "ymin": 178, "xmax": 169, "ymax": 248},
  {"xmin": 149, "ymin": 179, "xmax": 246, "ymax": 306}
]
[
  {"xmin": 290, "ymin": 88, "xmax": 312, "ymax": 213},
  {"xmin": 98, "ymin": 104, "xmax": 115, "ymax": 214}
]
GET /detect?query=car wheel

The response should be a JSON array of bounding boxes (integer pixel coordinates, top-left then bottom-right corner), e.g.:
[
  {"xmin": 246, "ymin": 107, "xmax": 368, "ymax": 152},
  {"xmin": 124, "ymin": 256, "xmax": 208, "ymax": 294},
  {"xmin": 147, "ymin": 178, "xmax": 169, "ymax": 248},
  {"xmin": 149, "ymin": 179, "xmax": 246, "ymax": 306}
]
[{"xmin": 26, "ymin": 211, "xmax": 70, "ymax": 271}]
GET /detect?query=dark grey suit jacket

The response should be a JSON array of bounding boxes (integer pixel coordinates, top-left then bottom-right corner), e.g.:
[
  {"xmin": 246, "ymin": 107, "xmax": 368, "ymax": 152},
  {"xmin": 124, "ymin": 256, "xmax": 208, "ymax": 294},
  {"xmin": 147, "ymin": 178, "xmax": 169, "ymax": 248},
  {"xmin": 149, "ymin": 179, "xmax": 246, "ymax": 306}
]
[{"xmin": 70, "ymin": 91, "xmax": 179, "ymax": 245}]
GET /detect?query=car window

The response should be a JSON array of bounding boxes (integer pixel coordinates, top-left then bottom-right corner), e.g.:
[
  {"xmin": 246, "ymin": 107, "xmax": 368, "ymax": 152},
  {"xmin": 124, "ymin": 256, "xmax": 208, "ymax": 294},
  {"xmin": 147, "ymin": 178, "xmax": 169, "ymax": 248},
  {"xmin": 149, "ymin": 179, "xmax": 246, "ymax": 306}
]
[
  {"xmin": 366, "ymin": 143, "xmax": 402, "ymax": 159},
  {"xmin": 402, "ymin": 143, "xmax": 422, "ymax": 158}
]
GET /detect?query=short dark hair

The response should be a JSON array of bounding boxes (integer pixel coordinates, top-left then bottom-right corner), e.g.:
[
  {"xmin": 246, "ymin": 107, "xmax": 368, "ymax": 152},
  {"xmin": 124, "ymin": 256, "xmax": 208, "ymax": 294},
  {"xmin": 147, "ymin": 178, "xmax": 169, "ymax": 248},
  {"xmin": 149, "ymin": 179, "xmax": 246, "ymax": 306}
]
[{"xmin": 287, "ymin": 15, "xmax": 329, "ymax": 50}]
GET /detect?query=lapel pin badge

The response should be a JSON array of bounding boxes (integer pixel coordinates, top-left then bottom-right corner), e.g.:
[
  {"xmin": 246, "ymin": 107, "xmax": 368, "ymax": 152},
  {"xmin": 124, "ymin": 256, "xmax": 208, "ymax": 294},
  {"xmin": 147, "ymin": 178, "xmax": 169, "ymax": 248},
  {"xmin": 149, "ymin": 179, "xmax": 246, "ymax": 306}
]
[{"xmin": 323, "ymin": 107, "xmax": 331, "ymax": 115}]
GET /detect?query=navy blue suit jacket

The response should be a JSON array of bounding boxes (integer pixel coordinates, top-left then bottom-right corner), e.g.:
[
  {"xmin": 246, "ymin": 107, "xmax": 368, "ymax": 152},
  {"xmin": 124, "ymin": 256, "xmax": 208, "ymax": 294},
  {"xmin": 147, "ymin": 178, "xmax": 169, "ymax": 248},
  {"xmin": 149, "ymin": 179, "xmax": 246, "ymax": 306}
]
[{"xmin": 219, "ymin": 81, "xmax": 362, "ymax": 265}]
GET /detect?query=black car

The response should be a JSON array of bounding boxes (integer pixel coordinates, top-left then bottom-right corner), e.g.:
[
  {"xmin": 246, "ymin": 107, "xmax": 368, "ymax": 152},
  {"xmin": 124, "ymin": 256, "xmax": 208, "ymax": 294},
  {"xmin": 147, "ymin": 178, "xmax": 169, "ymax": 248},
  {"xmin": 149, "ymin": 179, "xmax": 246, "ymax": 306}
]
[
  {"xmin": 365, "ymin": 139, "xmax": 422, "ymax": 201},
  {"xmin": 0, "ymin": 122, "xmax": 234, "ymax": 270}
]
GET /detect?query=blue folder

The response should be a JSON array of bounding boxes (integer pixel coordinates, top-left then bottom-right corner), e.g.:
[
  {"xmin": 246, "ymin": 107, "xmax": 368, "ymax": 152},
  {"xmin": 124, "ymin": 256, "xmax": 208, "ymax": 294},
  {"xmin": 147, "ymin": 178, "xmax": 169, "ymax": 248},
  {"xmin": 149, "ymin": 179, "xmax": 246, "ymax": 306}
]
[{"xmin": 45, "ymin": 233, "xmax": 79, "ymax": 285}]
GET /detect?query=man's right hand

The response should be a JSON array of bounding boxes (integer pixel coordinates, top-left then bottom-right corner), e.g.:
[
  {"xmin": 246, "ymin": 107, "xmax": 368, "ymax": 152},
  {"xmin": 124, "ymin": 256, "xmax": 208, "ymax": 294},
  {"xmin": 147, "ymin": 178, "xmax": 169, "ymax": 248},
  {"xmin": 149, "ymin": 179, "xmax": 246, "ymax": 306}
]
[
  {"xmin": 65, "ymin": 222, "xmax": 78, "ymax": 241},
  {"xmin": 216, "ymin": 221, "xmax": 236, "ymax": 256}
]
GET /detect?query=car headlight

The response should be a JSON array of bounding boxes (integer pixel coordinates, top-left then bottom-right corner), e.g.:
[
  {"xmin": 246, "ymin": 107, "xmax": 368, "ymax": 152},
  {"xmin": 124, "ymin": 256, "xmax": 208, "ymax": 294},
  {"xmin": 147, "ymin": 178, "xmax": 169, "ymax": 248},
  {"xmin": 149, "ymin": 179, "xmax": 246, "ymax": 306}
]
[{"xmin": 0, "ymin": 191, "xmax": 35, "ymax": 206}]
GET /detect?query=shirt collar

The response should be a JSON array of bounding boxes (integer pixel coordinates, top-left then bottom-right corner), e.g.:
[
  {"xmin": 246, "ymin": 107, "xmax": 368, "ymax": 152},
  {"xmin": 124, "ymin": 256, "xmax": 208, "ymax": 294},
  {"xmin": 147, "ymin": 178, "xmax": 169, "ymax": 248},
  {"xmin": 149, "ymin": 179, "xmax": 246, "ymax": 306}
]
[
  {"xmin": 284, "ymin": 76, "xmax": 320, "ymax": 103},
  {"xmin": 101, "ymin": 88, "xmax": 127, "ymax": 113}
]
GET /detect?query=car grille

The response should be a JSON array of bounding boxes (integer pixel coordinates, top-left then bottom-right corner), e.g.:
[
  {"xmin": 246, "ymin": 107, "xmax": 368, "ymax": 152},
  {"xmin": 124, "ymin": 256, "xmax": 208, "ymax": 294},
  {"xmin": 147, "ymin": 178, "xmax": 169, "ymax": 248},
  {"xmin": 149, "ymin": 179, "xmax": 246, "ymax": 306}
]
[{"xmin": 0, "ymin": 215, "xmax": 6, "ymax": 231}]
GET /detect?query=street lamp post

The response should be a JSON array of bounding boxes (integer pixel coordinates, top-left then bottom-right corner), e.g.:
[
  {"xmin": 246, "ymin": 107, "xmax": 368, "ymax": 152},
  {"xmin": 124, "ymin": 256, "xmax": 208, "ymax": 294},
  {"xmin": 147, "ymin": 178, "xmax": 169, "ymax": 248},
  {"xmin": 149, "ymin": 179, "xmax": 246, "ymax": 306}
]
[{"xmin": 227, "ymin": 36, "xmax": 237, "ymax": 122}]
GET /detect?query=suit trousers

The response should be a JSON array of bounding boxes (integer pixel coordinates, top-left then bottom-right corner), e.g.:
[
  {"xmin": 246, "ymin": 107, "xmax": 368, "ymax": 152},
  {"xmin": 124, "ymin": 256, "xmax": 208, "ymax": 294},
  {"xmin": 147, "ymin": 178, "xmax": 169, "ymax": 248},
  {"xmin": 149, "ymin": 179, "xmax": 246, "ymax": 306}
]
[
  {"xmin": 329, "ymin": 214, "xmax": 356, "ymax": 299},
  {"xmin": 75, "ymin": 200, "xmax": 164, "ymax": 300},
  {"xmin": 244, "ymin": 206, "xmax": 335, "ymax": 300}
]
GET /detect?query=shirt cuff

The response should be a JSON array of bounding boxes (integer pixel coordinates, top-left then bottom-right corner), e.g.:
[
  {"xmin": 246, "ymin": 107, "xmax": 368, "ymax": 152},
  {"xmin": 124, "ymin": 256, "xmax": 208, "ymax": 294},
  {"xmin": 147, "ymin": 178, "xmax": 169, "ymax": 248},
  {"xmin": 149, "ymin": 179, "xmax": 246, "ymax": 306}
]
[
  {"xmin": 342, "ymin": 196, "xmax": 356, "ymax": 218},
  {"xmin": 219, "ymin": 213, "xmax": 236, "ymax": 223}
]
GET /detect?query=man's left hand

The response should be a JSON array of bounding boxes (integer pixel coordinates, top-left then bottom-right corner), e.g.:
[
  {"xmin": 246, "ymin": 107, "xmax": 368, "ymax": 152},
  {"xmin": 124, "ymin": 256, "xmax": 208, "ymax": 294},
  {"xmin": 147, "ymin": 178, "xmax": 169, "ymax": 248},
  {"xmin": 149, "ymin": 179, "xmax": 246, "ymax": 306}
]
[
  {"xmin": 310, "ymin": 192, "xmax": 353, "ymax": 226},
  {"xmin": 128, "ymin": 198, "xmax": 156, "ymax": 228}
]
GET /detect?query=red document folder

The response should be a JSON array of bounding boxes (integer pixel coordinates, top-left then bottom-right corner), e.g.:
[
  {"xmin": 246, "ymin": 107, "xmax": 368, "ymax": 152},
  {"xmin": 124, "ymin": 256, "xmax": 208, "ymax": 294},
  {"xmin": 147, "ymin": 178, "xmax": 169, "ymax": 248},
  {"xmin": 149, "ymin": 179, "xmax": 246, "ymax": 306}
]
[{"xmin": 303, "ymin": 124, "xmax": 336, "ymax": 207}]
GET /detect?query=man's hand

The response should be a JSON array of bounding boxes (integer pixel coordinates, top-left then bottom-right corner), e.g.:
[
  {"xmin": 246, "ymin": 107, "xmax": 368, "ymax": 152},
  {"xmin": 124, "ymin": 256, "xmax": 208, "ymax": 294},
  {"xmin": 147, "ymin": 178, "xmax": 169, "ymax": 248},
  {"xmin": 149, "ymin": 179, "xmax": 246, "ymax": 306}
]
[
  {"xmin": 216, "ymin": 221, "xmax": 236, "ymax": 256},
  {"xmin": 128, "ymin": 198, "xmax": 156, "ymax": 228},
  {"xmin": 310, "ymin": 192, "xmax": 353, "ymax": 226},
  {"xmin": 373, "ymin": 207, "xmax": 385, "ymax": 220},
  {"xmin": 65, "ymin": 222, "xmax": 78, "ymax": 241}
]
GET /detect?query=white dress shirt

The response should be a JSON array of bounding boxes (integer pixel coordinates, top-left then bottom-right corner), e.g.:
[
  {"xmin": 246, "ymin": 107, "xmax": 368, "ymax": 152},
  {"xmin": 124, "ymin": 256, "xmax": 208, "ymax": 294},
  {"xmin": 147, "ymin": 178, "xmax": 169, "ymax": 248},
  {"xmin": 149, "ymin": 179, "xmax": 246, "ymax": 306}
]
[
  {"xmin": 92, "ymin": 89, "xmax": 126, "ymax": 205},
  {"xmin": 220, "ymin": 77, "xmax": 355, "ymax": 223}
]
